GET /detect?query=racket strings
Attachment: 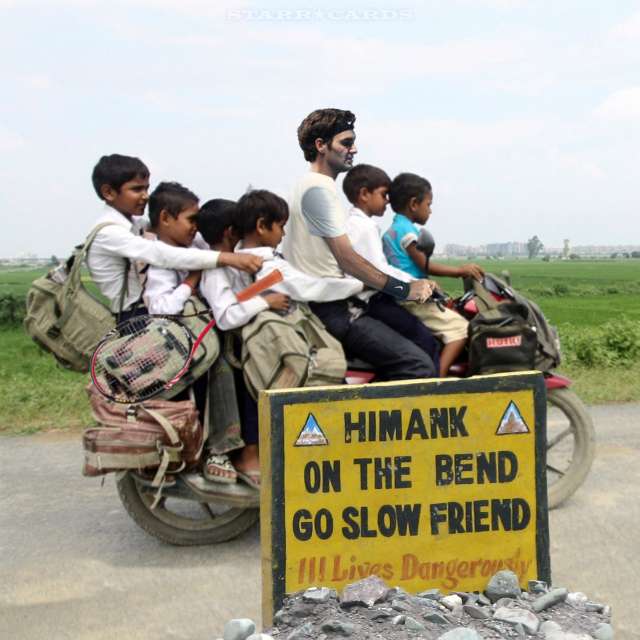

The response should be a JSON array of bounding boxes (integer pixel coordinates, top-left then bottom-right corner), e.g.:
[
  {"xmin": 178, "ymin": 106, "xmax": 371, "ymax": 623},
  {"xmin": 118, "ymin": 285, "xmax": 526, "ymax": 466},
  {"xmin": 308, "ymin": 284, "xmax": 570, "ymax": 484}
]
[{"xmin": 92, "ymin": 318, "xmax": 194, "ymax": 403}]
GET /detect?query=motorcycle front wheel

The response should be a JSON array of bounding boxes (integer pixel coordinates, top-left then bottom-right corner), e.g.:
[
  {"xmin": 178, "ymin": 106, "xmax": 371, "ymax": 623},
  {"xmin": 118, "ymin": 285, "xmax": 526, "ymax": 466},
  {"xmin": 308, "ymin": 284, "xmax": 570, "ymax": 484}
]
[
  {"xmin": 546, "ymin": 387, "xmax": 596, "ymax": 508},
  {"xmin": 116, "ymin": 472, "xmax": 259, "ymax": 546}
]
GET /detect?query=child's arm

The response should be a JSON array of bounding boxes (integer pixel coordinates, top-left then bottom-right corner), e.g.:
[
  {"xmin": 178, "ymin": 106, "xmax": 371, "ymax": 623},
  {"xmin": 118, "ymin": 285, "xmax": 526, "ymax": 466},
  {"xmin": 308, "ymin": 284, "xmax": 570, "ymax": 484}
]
[
  {"xmin": 95, "ymin": 225, "xmax": 262, "ymax": 273},
  {"xmin": 423, "ymin": 260, "xmax": 484, "ymax": 281},
  {"xmin": 144, "ymin": 267, "xmax": 200, "ymax": 315},
  {"xmin": 200, "ymin": 268, "xmax": 271, "ymax": 331},
  {"xmin": 259, "ymin": 256, "xmax": 363, "ymax": 302}
]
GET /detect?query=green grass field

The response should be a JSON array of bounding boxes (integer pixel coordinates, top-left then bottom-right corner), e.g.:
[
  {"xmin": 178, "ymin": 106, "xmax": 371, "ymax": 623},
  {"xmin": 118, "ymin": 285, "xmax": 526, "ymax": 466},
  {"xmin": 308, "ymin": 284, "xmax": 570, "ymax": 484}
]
[{"xmin": 1, "ymin": 259, "xmax": 639, "ymax": 434}]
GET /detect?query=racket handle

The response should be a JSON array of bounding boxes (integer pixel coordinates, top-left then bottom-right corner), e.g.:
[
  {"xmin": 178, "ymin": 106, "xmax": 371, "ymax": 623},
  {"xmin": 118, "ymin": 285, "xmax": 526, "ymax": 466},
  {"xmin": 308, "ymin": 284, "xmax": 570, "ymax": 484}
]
[{"xmin": 236, "ymin": 269, "xmax": 283, "ymax": 302}]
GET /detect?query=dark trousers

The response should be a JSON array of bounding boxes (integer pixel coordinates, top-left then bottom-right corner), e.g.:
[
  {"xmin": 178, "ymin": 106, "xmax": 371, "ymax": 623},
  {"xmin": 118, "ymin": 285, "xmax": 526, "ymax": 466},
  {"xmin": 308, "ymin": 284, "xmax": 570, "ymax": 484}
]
[
  {"xmin": 310, "ymin": 297, "xmax": 438, "ymax": 381},
  {"xmin": 367, "ymin": 293, "xmax": 441, "ymax": 375},
  {"xmin": 234, "ymin": 368, "xmax": 259, "ymax": 446}
]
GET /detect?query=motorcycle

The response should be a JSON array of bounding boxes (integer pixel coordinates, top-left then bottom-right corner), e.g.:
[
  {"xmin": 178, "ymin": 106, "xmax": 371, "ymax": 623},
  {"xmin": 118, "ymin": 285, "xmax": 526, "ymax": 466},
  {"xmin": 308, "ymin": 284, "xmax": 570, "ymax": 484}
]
[{"xmin": 115, "ymin": 234, "xmax": 595, "ymax": 545}]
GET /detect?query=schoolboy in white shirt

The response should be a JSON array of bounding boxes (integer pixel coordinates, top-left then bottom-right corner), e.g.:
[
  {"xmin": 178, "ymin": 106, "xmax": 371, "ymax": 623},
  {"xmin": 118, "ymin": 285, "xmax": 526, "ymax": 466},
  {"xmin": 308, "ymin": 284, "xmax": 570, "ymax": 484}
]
[
  {"xmin": 87, "ymin": 154, "xmax": 261, "ymax": 320},
  {"xmin": 343, "ymin": 164, "xmax": 470, "ymax": 377}
]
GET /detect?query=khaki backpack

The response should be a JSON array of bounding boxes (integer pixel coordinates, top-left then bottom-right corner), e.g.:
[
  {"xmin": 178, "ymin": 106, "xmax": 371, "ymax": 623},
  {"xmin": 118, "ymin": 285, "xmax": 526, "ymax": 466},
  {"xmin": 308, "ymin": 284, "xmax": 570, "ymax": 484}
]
[
  {"xmin": 24, "ymin": 223, "xmax": 123, "ymax": 372},
  {"xmin": 240, "ymin": 303, "xmax": 346, "ymax": 399}
]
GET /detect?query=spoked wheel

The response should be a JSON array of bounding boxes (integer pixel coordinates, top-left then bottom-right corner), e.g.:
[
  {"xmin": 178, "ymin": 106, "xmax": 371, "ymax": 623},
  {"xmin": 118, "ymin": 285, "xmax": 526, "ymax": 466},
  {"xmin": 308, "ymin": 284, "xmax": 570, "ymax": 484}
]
[
  {"xmin": 546, "ymin": 387, "xmax": 596, "ymax": 509},
  {"xmin": 116, "ymin": 472, "xmax": 259, "ymax": 545}
]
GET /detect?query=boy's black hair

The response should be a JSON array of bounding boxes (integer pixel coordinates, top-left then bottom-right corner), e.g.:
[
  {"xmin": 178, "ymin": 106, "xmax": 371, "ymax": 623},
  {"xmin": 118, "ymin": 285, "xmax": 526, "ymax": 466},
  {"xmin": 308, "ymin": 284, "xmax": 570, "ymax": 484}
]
[
  {"xmin": 342, "ymin": 164, "xmax": 391, "ymax": 205},
  {"xmin": 234, "ymin": 189, "xmax": 289, "ymax": 238},
  {"xmin": 91, "ymin": 154, "xmax": 150, "ymax": 200},
  {"xmin": 148, "ymin": 181, "xmax": 199, "ymax": 228},
  {"xmin": 197, "ymin": 199, "xmax": 237, "ymax": 246},
  {"xmin": 297, "ymin": 108, "xmax": 356, "ymax": 162},
  {"xmin": 388, "ymin": 173, "xmax": 432, "ymax": 213}
]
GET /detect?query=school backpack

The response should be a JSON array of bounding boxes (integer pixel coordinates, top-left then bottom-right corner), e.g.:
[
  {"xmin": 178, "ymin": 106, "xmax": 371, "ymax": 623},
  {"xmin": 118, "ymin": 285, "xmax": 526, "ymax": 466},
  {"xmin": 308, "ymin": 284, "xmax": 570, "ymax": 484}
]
[
  {"xmin": 466, "ymin": 273, "xmax": 562, "ymax": 373},
  {"xmin": 23, "ymin": 223, "xmax": 123, "ymax": 373},
  {"xmin": 239, "ymin": 303, "xmax": 347, "ymax": 399}
]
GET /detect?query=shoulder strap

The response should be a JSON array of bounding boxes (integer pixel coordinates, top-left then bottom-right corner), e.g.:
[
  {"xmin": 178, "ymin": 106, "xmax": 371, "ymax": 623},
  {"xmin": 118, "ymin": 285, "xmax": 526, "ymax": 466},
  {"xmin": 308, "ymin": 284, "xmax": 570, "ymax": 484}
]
[
  {"xmin": 471, "ymin": 279, "xmax": 500, "ymax": 312},
  {"xmin": 67, "ymin": 222, "xmax": 120, "ymax": 291}
]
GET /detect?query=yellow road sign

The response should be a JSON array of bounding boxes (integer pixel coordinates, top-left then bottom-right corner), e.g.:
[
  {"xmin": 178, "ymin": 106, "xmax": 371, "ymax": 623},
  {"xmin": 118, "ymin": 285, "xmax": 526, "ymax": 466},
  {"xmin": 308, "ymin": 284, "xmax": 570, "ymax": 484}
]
[{"xmin": 260, "ymin": 372, "xmax": 549, "ymax": 622}]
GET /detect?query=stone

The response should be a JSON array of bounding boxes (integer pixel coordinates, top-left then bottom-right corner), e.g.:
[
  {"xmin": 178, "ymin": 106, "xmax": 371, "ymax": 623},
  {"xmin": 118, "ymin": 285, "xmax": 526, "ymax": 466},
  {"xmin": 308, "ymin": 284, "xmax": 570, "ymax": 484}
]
[
  {"xmin": 418, "ymin": 588, "xmax": 441, "ymax": 600},
  {"xmin": 528, "ymin": 580, "xmax": 548, "ymax": 594},
  {"xmin": 493, "ymin": 606, "xmax": 540, "ymax": 634},
  {"xmin": 442, "ymin": 594, "xmax": 463, "ymax": 610},
  {"xmin": 224, "ymin": 619, "xmax": 256, "ymax": 640},
  {"xmin": 246, "ymin": 635, "xmax": 274, "ymax": 640},
  {"xmin": 366, "ymin": 607, "xmax": 394, "ymax": 621},
  {"xmin": 404, "ymin": 616, "xmax": 426, "ymax": 631},
  {"xmin": 584, "ymin": 601, "xmax": 605, "ymax": 613},
  {"xmin": 539, "ymin": 620, "xmax": 562, "ymax": 635},
  {"xmin": 391, "ymin": 598, "xmax": 412, "ymax": 612},
  {"xmin": 531, "ymin": 588, "xmax": 569, "ymax": 612},
  {"xmin": 566, "ymin": 591, "xmax": 588, "ymax": 606},
  {"xmin": 462, "ymin": 604, "xmax": 491, "ymax": 620},
  {"xmin": 494, "ymin": 597, "xmax": 517, "ymax": 608},
  {"xmin": 385, "ymin": 586, "xmax": 409, "ymax": 600},
  {"xmin": 423, "ymin": 612, "xmax": 449, "ymax": 624},
  {"xmin": 477, "ymin": 593, "xmax": 491, "ymax": 606},
  {"xmin": 302, "ymin": 587, "xmax": 334, "ymax": 604},
  {"xmin": 436, "ymin": 628, "xmax": 483, "ymax": 640},
  {"xmin": 391, "ymin": 614, "xmax": 405, "ymax": 625},
  {"xmin": 340, "ymin": 575, "xmax": 389, "ymax": 608},
  {"xmin": 319, "ymin": 619, "xmax": 357, "ymax": 636},
  {"xmin": 273, "ymin": 610, "xmax": 290, "ymax": 626},
  {"xmin": 486, "ymin": 570, "xmax": 522, "ymax": 602},
  {"xmin": 593, "ymin": 622, "xmax": 614, "ymax": 640},
  {"xmin": 286, "ymin": 622, "xmax": 314, "ymax": 640},
  {"xmin": 289, "ymin": 603, "xmax": 317, "ymax": 618}
]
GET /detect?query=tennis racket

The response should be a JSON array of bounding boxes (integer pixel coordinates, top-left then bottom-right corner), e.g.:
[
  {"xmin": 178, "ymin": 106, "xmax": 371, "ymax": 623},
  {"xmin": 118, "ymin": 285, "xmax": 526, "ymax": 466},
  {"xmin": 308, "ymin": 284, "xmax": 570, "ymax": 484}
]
[{"xmin": 91, "ymin": 269, "xmax": 283, "ymax": 403}]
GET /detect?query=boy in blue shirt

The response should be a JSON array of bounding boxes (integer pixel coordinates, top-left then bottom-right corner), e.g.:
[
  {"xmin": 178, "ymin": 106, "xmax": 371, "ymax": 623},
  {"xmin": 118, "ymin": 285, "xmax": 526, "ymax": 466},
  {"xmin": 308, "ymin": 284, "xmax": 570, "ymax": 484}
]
[{"xmin": 382, "ymin": 172, "xmax": 484, "ymax": 375}]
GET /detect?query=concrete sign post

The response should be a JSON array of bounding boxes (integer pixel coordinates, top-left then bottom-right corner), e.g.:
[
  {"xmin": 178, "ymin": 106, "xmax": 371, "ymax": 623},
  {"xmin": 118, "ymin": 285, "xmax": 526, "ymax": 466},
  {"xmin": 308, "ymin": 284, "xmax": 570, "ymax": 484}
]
[{"xmin": 260, "ymin": 372, "xmax": 550, "ymax": 623}]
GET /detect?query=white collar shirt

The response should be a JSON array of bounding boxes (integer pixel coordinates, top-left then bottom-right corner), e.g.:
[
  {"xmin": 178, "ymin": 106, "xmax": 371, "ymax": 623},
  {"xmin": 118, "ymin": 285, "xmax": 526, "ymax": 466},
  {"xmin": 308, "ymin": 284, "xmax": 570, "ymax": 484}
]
[{"xmin": 86, "ymin": 208, "xmax": 220, "ymax": 312}]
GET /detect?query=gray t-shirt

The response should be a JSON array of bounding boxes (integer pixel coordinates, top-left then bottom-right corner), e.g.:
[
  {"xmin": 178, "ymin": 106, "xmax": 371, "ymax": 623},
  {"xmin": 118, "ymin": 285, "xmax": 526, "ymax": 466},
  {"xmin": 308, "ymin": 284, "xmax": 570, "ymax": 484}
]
[{"xmin": 282, "ymin": 172, "xmax": 347, "ymax": 279}]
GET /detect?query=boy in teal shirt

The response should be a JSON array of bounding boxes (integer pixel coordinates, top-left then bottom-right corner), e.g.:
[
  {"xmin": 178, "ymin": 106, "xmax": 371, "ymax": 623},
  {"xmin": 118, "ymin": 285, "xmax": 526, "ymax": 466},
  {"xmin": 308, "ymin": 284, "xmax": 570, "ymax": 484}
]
[{"xmin": 382, "ymin": 172, "xmax": 484, "ymax": 375}]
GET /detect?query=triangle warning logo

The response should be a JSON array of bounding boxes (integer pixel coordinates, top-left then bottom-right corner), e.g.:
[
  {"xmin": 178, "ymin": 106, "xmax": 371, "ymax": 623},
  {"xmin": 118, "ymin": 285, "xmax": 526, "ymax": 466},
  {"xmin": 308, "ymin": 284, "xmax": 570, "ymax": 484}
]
[
  {"xmin": 294, "ymin": 413, "xmax": 329, "ymax": 446},
  {"xmin": 496, "ymin": 401, "xmax": 530, "ymax": 435}
]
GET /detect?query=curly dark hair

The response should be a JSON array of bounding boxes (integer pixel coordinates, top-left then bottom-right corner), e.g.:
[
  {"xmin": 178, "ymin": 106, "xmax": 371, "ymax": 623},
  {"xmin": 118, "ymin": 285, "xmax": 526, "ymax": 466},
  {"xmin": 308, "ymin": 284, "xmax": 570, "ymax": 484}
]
[
  {"xmin": 297, "ymin": 108, "xmax": 356, "ymax": 162},
  {"xmin": 342, "ymin": 164, "xmax": 391, "ymax": 205},
  {"xmin": 388, "ymin": 173, "xmax": 432, "ymax": 213}
]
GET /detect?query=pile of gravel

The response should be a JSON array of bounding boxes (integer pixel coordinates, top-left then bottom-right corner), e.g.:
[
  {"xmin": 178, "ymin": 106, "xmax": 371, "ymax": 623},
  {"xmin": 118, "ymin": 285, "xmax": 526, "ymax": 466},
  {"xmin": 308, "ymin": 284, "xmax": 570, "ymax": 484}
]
[{"xmin": 217, "ymin": 572, "xmax": 613, "ymax": 640}]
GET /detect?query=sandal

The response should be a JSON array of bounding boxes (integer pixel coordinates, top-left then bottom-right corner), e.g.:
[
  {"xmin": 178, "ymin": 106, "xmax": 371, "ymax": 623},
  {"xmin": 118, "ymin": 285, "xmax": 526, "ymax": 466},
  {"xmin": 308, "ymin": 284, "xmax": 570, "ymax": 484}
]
[
  {"xmin": 203, "ymin": 453, "xmax": 237, "ymax": 484},
  {"xmin": 236, "ymin": 469, "xmax": 261, "ymax": 490}
]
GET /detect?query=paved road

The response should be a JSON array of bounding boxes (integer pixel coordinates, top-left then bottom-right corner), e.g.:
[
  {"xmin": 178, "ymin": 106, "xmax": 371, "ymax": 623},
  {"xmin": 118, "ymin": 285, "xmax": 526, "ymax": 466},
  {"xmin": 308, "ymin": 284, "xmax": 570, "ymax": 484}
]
[{"xmin": 1, "ymin": 403, "xmax": 639, "ymax": 639}]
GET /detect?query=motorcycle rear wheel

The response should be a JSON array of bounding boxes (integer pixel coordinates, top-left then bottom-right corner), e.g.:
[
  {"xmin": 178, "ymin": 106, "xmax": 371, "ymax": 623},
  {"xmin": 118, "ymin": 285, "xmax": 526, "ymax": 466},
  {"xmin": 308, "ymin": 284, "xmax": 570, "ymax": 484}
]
[
  {"xmin": 546, "ymin": 387, "xmax": 595, "ymax": 508},
  {"xmin": 116, "ymin": 472, "xmax": 259, "ymax": 546}
]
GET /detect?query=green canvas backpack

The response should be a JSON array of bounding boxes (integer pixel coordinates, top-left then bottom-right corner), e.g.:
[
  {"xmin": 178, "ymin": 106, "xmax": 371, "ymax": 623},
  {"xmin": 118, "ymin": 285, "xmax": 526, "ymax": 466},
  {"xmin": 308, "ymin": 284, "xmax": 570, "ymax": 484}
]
[
  {"xmin": 23, "ymin": 223, "xmax": 121, "ymax": 372},
  {"xmin": 239, "ymin": 303, "xmax": 347, "ymax": 400}
]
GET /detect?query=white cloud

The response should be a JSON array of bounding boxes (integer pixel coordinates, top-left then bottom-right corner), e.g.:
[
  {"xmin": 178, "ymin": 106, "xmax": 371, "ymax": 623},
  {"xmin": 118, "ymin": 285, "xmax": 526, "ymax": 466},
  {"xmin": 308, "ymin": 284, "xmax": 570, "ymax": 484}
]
[
  {"xmin": 595, "ymin": 87, "xmax": 640, "ymax": 120},
  {"xmin": 609, "ymin": 10, "xmax": 640, "ymax": 38},
  {"xmin": 0, "ymin": 126, "xmax": 24, "ymax": 151},
  {"xmin": 21, "ymin": 74, "xmax": 52, "ymax": 90}
]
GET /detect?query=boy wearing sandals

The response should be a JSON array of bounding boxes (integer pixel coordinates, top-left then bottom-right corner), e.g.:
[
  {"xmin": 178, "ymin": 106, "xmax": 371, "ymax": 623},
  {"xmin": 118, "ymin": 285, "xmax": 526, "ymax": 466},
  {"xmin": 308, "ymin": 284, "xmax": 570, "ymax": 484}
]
[
  {"xmin": 196, "ymin": 198, "xmax": 290, "ymax": 490},
  {"xmin": 143, "ymin": 184, "xmax": 252, "ymax": 486}
]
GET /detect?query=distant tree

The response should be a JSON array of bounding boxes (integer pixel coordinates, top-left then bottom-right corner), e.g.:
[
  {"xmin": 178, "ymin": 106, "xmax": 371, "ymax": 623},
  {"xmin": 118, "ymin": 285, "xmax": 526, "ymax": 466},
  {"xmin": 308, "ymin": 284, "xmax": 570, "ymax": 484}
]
[
  {"xmin": 49, "ymin": 254, "xmax": 59, "ymax": 266},
  {"xmin": 610, "ymin": 252, "xmax": 619, "ymax": 259},
  {"xmin": 527, "ymin": 235, "xmax": 544, "ymax": 259},
  {"xmin": 631, "ymin": 251, "xmax": 640, "ymax": 259},
  {"xmin": 542, "ymin": 254, "xmax": 551, "ymax": 262},
  {"xmin": 569, "ymin": 253, "xmax": 580, "ymax": 260}
]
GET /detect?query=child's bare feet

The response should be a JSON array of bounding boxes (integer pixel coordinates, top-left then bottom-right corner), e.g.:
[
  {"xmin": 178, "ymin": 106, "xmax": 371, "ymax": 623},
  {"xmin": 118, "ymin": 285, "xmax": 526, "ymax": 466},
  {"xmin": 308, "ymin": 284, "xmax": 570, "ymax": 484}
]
[
  {"xmin": 203, "ymin": 452, "xmax": 237, "ymax": 484},
  {"xmin": 233, "ymin": 444, "xmax": 260, "ymax": 490}
]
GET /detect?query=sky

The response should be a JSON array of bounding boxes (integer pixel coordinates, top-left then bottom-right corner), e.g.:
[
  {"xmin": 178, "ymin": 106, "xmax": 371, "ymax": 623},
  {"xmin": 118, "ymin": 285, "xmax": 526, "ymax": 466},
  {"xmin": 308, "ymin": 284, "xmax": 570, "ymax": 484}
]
[{"xmin": 1, "ymin": 0, "xmax": 639, "ymax": 257}]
